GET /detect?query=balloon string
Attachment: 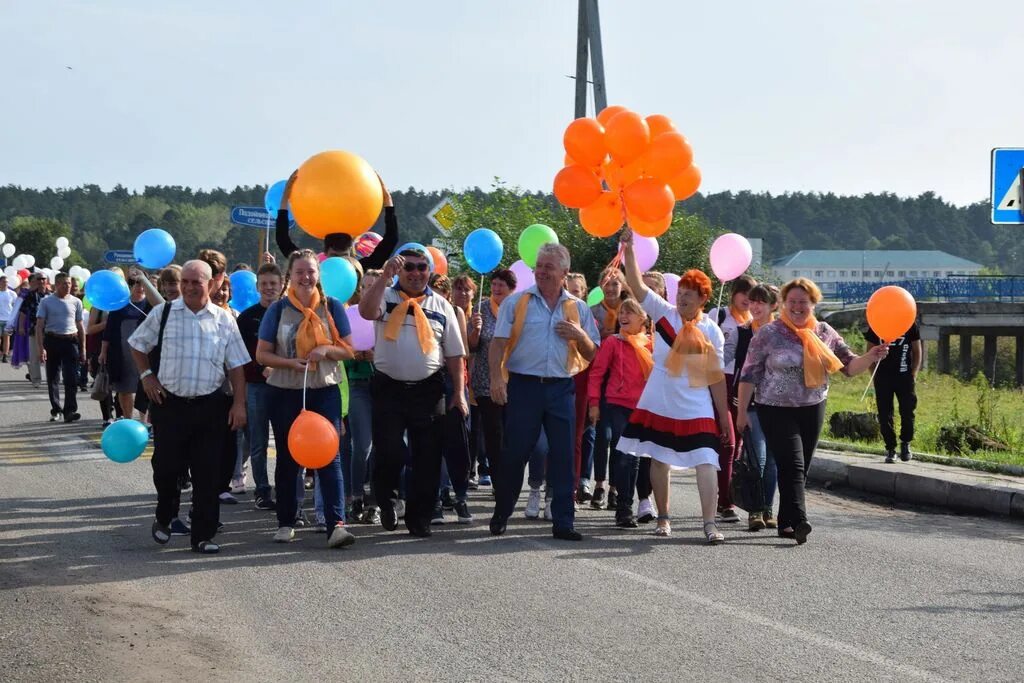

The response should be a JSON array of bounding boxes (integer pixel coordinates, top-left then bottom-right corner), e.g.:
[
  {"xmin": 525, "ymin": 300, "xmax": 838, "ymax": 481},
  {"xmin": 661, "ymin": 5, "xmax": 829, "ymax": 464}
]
[
  {"xmin": 716, "ymin": 282, "xmax": 726, "ymax": 312},
  {"xmin": 130, "ymin": 302, "xmax": 148, "ymax": 316},
  {"xmin": 860, "ymin": 347, "xmax": 883, "ymax": 402},
  {"xmin": 302, "ymin": 361, "xmax": 309, "ymax": 411},
  {"xmin": 265, "ymin": 214, "xmax": 271, "ymax": 254},
  {"xmin": 478, "ymin": 275, "xmax": 484, "ymax": 310}
]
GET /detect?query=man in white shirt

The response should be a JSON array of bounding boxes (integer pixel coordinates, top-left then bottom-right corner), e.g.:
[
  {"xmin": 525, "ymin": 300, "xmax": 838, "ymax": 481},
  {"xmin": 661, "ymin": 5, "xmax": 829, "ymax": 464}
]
[{"xmin": 0, "ymin": 275, "xmax": 18, "ymax": 362}]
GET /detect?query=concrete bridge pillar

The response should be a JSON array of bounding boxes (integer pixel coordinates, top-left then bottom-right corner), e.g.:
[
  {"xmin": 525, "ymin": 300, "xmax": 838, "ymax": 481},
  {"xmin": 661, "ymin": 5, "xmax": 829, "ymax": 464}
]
[
  {"xmin": 937, "ymin": 332, "xmax": 950, "ymax": 375},
  {"xmin": 983, "ymin": 336, "xmax": 997, "ymax": 385},
  {"xmin": 959, "ymin": 333, "xmax": 972, "ymax": 378},
  {"xmin": 1017, "ymin": 335, "xmax": 1024, "ymax": 388}
]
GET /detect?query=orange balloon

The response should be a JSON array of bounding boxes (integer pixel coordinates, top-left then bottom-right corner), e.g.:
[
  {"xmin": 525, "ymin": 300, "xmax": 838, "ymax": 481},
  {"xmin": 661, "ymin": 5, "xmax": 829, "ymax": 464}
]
[
  {"xmin": 426, "ymin": 246, "xmax": 448, "ymax": 275},
  {"xmin": 288, "ymin": 410, "xmax": 340, "ymax": 469},
  {"xmin": 564, "ymin": 153, "xmax": 575, "ymax": 167},
  {"xmin": 667, "ymin": 164, "xmax": 702, "ymax": 202},
  {"xmin": 644, "ymin": 132, "xmax": 694, "ymax": 182},
  {"xmin": 563, "ymin": 118, "xmax": 606, "ymax": 167},
  {"xmin": 600, "ymin": 158, "xmax": 625, "ymax": 191},
  {"xmin": 579, "ymin": 191, "xmax": 625, "ymax": 238},
  {"xmin": 645, "ymin": 114, "xmax": 677, "ymax": 138},
  {"xmin": 597, "ymin": 105, "xmax": 629, "ymax": 128},
  {"xmin": 623, "ymin": 178, "xmax": 675, "ymax": 222},
  {"xmin": 604, "ymin": 111, "xmax": 651, "ymax": 164},
  {"xmin": 866, "ymin": 286, "xmax": 917, "ymax": 342},
  {"xmin": 553, "ymin": 165, "xmax": 603, "ymax": 209},
  {"xmin": 291, "ymin": 150, "xmax": 384, "ymax": 239},
  {"xmin": 627, "ymin": 210, "xmax": 673, "ymax": 238}
]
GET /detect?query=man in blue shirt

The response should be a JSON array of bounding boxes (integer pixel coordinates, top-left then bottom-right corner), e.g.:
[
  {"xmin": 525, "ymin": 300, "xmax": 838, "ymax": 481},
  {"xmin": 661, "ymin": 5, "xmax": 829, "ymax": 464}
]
[{"xmin": 487, "ymin": 244, "xmax": 600, "ymax": 540}]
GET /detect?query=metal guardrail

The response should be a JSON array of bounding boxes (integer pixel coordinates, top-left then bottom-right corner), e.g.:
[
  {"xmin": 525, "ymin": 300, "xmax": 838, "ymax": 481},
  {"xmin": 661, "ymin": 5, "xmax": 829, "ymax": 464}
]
[{"xmin": 835, "ymin": 276, "xmax": 1024, "ymax": 305}]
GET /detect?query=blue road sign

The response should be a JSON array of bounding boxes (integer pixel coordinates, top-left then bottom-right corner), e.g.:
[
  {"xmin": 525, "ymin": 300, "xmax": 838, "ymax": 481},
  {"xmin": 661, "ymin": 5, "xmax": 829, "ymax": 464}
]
[
  {"xmin": 230, "ymin": 206, "xmax": 296, "ymax": 230},
  {"xmin": 991, "ymin": 148, "xmax": 1024, "ymax": 225},
  {"xmin": 103, "ymin": 249, "xmax": 136, "ymax": 265}
]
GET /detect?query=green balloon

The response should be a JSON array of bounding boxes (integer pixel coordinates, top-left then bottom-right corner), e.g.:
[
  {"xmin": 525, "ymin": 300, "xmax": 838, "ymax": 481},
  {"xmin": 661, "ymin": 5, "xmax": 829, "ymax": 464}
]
[
  {"xmin": 517, "ymin": 224, "xmax": 559, "ymax": 268},
  {"xmin": 83, "ymin": 295, "xmax": 92, "ymax": 311},
  {"xmin": 586, "ymin": 286, "xmax": 605, "ymax": 307}
]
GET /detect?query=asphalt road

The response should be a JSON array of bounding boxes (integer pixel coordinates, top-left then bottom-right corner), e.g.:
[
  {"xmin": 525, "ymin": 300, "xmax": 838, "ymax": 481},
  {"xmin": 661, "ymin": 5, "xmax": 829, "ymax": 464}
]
[{"xmin": 1, "ymin": 362, "xmax": 1022, "ymax": 682}]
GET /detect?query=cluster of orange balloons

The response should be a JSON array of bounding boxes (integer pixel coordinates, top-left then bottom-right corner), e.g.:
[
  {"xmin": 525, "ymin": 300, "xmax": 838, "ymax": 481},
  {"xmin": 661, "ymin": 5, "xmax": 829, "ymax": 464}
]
[{"xmin": 553, "ymin": 106, "xmax": 701, "ymax": 239}]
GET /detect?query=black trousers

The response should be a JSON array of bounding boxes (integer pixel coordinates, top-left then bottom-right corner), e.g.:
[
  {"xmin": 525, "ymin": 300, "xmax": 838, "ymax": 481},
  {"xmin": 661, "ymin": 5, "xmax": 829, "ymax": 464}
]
[
  {"xmin": 874, "ymin": 374, "xmax": 916, "ymax": 450},
  {"xmin": 474, "ymin": 396, "xmax": 504, "ymax": 482},
  {"xmin": 150, "ymin": 392, "xmax": 223, "ymax": 546},
  {"xmin": 43, "ymin": 335, "xmax": 79, "ymax": 417},
  {"xmin": 756, "ymin": 402, "xmax": 826, "ymax": 531},
  {"xmin": 371, "ymin": 371, "xmax": 446, "ymax": 531},
  {"xmin": 216, "ymin": 393, "xmax": 237, "ymax": 494}
]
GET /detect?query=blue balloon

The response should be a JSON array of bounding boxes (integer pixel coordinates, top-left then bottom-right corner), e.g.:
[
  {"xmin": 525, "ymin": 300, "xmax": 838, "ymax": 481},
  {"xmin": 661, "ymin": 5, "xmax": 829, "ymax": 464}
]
[
  {"xmin": 85, "ymin": 270, "xmax": 130, "ymax": 311},
  {"xmin": 101, "ymin": 418, "xmax": 149, "ymax": 463},
  {"xmin": 321, "ymin": 257, "xmax": 358, "ymax": 302},
  {"xmin": 463, "ymin": 228, "xmax": 503, "ymax": 274},
  {"xmin": 133, "ymin": 228, "xmax": 176, "ymax": 269},
  {"xmin": 264, "ymin": 179, "xmax": 293, "ymax": 219},
  {"xmin": 394, "ymin": 242, "xmax": 434, "ymax": 269},
  {"xmin": 228, "ymin": 270, "xmax": 258, "ymax": 311}
]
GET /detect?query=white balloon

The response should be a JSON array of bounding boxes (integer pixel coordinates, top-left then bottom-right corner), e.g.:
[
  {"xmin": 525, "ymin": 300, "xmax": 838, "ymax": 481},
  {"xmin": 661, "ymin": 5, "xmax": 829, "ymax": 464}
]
[
  {"xmin": 3, "ymin": 266, "xmax": 17, "ymax": 279},
  {"xmin": 7, "ymin": 274, "xmax": 21, "ymax": 288},
  {"xmin": 46, "ymin": 270, "xmax": 57, "ymax": 284},
  {"xmin": 23, "ymin": 255, "xmax": 35, "ymax": 268},
  {"xmin": 0, "ymin": 231, "xmax": 5, "ymax": 245},
  {"xmin": 57, "ymin": 246, "xmax": 71, "ymax": 259},
  {"xmin": 51, "ymin": 256, "xmax": 64, "ymax": 270},
  {"xmin": 55, "ymin": 236, "xmax": 70, "ymax": 249},
  {"xmin": 2, "ymin": 244, "xmax": 14, "ymax": 258},
  {"xmin": 80, "ymin": 268, "xmax": 91, "ymax": 281},
  {"xmin": 68, "ymin": 265, "xmax": 81, "ymax": 277},
  {"xmin": 12, "ymin": 255, "xmax": 27, "ymax": 269}
]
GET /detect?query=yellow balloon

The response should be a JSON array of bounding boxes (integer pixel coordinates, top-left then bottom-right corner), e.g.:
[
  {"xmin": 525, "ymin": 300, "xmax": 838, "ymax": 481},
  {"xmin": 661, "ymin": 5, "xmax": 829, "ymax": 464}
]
[{"xmin": 290, "ymin": 150, "xmax": 383, "ymax": 238}]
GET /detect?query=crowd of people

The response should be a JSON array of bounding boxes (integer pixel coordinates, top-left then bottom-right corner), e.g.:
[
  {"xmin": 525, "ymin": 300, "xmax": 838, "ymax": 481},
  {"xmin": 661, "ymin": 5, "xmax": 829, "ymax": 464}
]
[{"xmin": 3, "ymin": 190, "xmax": 900, "ymax": 554}]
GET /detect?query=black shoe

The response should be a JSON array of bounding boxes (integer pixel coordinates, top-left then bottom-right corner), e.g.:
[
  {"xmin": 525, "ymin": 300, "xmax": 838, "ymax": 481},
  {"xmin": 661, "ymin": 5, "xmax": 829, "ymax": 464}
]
[
  {"xmin": 778, "ymin": 528, "xmax": 796, "ymax": 540},
  {"xmin": 615, "ymin": 514, "xmax": 638, "ymax": 528},
  {"xmin": 177, "ymin": 474, "xmax": 192, "ymax": 492},
  {"xmin": 254, "ymin": 494, "xmax": 276, "ymax": 511},
  {"xmin": 467, "ymin": 476, "xmax": 480, "ymax": 490},
  {"xmin": 191, "ymin": 541, "xmax": 220, "ymax": 554},
  {"xmin": 606, "ymin": 490, "xmax": 618, "ymax": 511},
  {"xmin": 64, "ymin": 412, "xmax": 81, "ymax": 423},
  {"xmin": 151, "ymin": 520, "xmax": 171, "ymax": 545},
  {"xmin": 293, "ymin": 512, "xmax": 309, "ymax": 528},
  {"xmin": 717, "ymin": 507, "xmax": 740, "ymax": 523},
  {"xmin": 380, "ymin": 504, "xmax": 399, "ymax": 531},
  {"xmin": 169, "ymin": 518, "xmax": 190, "ymax": 535},
  {"xmin": 431, "ymin": 502, "xmax": 446, "ymax": 525},
  {"xmin": 489, "ymin": 515, "xmax": 507, "ymax": 536},
  {"xmin": 553, "ymin": 527, "xmax": 583, "ymax": 541},
  {"xmin": 407, "ymin": 523, "xmax": 432, "ymax": 538},
  {"xmin": 590, "ymin": 487, "xmax": 606, "ymax": 509},
  {"xmin": 440, "ymin": 488, "xmax": 456, "ymax": 511},
  {"xmin": 350, "ymin": 499, "xmax": 364, "ymax": 521},
  {"xmin": 794, "ymin": 521, "xmax": 812, "ymax": 545},
  {"xmin": 49, "ymin": 408, "xmax": 60, "ymax": 422},
  {"xmin": 899, "ymin": 443, "xmax": 912, "ymax": 462},
  {"xmin": 576, "ymin": 484, "xmax": 592, "ymax": 503},
  {"xmin": 884, "ymin": 450, "xmax": 896, "ymax": 464}
]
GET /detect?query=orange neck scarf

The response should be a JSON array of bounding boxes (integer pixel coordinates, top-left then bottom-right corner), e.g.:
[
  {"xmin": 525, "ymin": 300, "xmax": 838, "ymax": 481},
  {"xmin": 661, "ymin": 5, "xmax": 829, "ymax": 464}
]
[
  {"xmin": 502, "ymin": 292, "xmax": 587, "ymax": 381},
  {"xmin": 601, "ymin": 300, "xmax": 620, "ymax": 334},
  {"xmin": 286, "ymin": 285, "xmax": 347, "ymax": 369},
  {"xmin": 383, "ymin": 289, "xmax": 436, "ymax": 354},
  {"xmin": 619, "ymin": 331, "xmax": 654, "ymax": 380},
  {"xmin": 779, "ymin": 310, "xmax": 844, "ymax": 387},
  {"xmin": 664, "ymin": 312, "xmax": 725, "ymax": 388},
  {"xmin": 730, "ymin": 304, "xmax": 752, "ymax": 325}
]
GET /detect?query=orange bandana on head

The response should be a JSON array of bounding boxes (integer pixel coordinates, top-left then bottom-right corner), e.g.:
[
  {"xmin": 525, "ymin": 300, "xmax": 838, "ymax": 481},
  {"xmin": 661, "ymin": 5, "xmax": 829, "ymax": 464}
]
[
  {"xmin": 620, "ymin": 331, "xmax": 654, "ymax": 380},
  {"xmin": 286, "ymin": 285, "xmax": 348, "ymax": 369},
  {"xmin": 664, "ymin": 313, "xmax": 725, "ymax": 388},
  {"xmin": 779, "ymin": 310, "xmax": 844, "ymax": 388},
  {"xmin": 383, "ymin": 290, "xmax": 436, "ymax": 354},
  {"xmin": 501, "ymin": 293, "xmax": 587, "ymax": 381}
]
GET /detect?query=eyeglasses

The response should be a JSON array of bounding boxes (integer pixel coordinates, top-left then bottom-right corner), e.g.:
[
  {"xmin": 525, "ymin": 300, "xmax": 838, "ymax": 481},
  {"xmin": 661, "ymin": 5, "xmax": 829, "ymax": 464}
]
[
  {"xmin": 127, "ymin": 278, "xmax": 139, "ymax": 286},
  {"xmin": 403, "ymin": 262, "xmax": 429, "ymax": 273}
]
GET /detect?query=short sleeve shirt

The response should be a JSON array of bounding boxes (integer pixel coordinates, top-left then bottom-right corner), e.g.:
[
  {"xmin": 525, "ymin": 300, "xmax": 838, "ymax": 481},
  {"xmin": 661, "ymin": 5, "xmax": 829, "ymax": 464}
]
[
  {"xmin": 36, "ymin": 294, "xmax": 83, "ymax": 335},
  {"xmin": 372, "ymin": 286, "xmax": 466, "ymax": 382},
  {"xmin": 640, "ymin": 291, "xmax": 725, "ymax": 373},
  {"xmin": 258, "ymin": 296, "xmax": 351, "ymax": 390},
  {"xmin": 865, "ymin": 322, "xmax": 920, "ymax": 377}
]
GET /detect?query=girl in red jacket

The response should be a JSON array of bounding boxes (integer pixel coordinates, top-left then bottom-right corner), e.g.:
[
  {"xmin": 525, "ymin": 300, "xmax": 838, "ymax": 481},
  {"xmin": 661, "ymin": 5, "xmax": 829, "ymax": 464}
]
[{"xmin": 588, "ymin": 298, "xmax": 654, "ymax": 527}]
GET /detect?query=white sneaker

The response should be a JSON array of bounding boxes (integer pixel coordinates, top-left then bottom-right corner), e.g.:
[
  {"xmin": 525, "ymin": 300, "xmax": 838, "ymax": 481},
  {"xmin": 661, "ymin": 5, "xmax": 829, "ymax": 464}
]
[
  {"xmin": 637, "ymin": 498, "xmax": 656, "ymax": 523},
  {"xmin": 229, "ymin": 477, "xmax": 246, "ymax": 495},
  {"xmin": 273, "ymin": 526, "xmax": 295, "ymax": 543},
  {"xmin": 542, "ymin": 499, "xmax": 552, "ymax": 520},
  {"xmin": 525, "ymin": 488, "xmax": 542, "ymax": 519},
  {"xmin": 395, "ymin": 499, "xmax": 406, "ymax": 519},
  {"xmin": 327, "ymin": 524, "xmax": 355, "ymax": 548}
]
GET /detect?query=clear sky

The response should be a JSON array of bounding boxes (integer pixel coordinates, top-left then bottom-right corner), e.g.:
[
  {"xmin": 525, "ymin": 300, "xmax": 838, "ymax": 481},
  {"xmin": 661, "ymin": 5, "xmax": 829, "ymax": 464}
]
[{"xmin": 1, "ymin": 0, "xmax": 1019, "ymax": 206}]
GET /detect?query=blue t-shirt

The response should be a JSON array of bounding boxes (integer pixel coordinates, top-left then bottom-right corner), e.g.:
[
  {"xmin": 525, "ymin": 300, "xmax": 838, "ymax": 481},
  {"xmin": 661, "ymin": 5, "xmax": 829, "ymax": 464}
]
[{"xmin": 258, "ymin": 295, "xmax": 351, "ymax": 390}]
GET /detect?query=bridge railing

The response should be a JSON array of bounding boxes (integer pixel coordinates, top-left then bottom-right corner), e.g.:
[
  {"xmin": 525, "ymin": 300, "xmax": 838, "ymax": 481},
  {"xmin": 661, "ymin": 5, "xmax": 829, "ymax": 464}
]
[{"xmin": 835, "ymin": 276, "xmax": 1023, "ymax": 305}]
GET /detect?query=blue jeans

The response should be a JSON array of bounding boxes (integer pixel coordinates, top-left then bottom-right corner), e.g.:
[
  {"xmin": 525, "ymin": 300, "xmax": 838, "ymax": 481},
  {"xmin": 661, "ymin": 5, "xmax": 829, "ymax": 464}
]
[
  {"xmin": 495, "ymin": 374, "xmax": 576, "ymax": 530},
  {"xmin": 604, "ymin": 403, "xmax": 639, "ymax": 511},
  {"xmin": 340, "ymin": 380, "xmax": 373, "ymax": 500},
  {"xmin": 528, "ymin": 429, "xmax": 547, "ymax": 489},
  {"xmin": 246, "ymin": 383, "xmax": 273, "ymax": 498},
  {"xmin": 269, "ymin": 385, "xmax": 345, "ymax": 529},
  {"xmin": 578, "ymin": 424, "xmax": 596, "ymax": 484},
  {"xmin": 748, "ymin": 408, "xmax": 778, "ymax": 510}
]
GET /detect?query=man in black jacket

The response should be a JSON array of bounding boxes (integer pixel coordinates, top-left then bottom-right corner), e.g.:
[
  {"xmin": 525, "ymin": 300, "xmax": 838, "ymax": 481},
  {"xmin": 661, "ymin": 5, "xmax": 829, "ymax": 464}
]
[{"xmin": 866, "ymin": 322, "xmax": 921, "ymax": 463}]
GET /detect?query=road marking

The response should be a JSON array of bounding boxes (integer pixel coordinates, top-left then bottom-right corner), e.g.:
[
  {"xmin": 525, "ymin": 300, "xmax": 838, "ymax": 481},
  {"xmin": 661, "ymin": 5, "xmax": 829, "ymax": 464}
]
[{"xmin": 522, "ymin": 539, "xmax": 951, "ymax": 682}]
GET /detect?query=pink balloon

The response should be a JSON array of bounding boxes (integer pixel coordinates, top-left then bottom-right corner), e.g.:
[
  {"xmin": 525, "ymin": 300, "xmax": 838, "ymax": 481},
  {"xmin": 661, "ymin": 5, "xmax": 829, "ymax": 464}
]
[
  {"xmin": 663, "ymin": 273, "xmax": 681, "ymax": 305},
  {"xmin": 317, "ymin": 252, "xmax": 328, "ymax": 263},
  {"xmin": 345, "ymin": 305, "xmax": 375, "ymax": 351},
  {"xmin": 621, "ymin": 236, "xmax": 659, "ymax": 272},
  {"xmin": 509, "ymin": 259, "xmax": 535, "ymax": 290},
  {"xmin": 709, "ymin": 233, "xmax": 752, "ymax": 282}
]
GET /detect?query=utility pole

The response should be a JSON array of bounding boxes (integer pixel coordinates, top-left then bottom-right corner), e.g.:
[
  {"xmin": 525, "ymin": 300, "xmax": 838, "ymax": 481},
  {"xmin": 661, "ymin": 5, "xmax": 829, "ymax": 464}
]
[{"xmin": 574, "ymin": 0, "xmax": 607, "ymax": 119}]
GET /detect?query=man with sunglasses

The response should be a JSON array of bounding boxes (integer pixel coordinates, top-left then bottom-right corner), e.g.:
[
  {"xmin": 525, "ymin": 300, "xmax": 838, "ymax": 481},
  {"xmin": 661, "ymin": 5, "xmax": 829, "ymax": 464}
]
[{"xmin": 359, "ymin": 247, "xmax": 467, "ymax": 538}]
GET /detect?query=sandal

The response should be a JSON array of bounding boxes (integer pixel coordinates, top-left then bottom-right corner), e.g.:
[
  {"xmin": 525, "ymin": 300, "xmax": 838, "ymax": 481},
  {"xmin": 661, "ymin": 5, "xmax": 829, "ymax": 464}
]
[
  {"xmin": 653, "ymin": 515, "xmax": 671, "ymax": 537},
  {"xmin": 704, "ymin": 521, "xmax": 725, "ymax": 545}
]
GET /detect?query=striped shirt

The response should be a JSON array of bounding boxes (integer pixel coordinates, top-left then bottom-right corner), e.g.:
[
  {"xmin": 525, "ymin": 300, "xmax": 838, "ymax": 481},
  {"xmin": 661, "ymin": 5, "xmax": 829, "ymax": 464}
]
[
  {"xmin": 128, "ymin": 298, "xmax": 250, "ymax": 397},
  {"xmin": 372, "ymin": 285, "xmax": 465, "ymax": 382}
]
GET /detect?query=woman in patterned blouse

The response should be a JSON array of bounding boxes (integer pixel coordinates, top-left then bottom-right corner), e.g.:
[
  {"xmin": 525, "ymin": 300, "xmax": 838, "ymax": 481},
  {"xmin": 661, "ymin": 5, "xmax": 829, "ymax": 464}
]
[{"xmin": 736, "ymin": 278, "xmax": 887, "ymax": 545}]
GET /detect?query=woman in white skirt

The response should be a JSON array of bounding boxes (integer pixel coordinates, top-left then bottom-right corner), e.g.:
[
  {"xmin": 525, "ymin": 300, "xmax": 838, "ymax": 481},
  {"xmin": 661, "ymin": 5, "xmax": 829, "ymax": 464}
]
[{"xmin": 618, "ymin": 229, "xmax": 734, "ymax": 543}]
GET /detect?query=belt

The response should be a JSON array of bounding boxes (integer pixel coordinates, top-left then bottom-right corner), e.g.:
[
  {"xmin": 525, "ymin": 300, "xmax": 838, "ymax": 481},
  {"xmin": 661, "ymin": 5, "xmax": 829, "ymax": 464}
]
[
  {"xmin": 163, "ymin": 391, "xmax": 220, "ymax": 404},
  {"xmin": 509, "ymin": 372, "xmax": 570, "ymax": 384},
  {"xmin": 375, "ymin": 370, "xmax": 441, "ymax": 387},
  {"xmin": 45, "ymin": 332, "xmax": 78, "ymax": 340}
]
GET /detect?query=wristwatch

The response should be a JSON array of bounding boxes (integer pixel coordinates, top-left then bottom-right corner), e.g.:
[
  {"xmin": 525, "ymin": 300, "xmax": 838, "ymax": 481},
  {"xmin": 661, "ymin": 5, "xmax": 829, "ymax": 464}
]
[{"xmin": 140, "ymin": 369, "xmax": 154, "ymax": 380}]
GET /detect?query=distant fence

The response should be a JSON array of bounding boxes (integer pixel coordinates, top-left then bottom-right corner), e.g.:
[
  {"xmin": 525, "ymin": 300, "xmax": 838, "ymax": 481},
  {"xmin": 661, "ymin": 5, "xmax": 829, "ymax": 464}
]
[{"xmin": 834, "ymin": 276, "xmax": 1024, "ymax": 305}]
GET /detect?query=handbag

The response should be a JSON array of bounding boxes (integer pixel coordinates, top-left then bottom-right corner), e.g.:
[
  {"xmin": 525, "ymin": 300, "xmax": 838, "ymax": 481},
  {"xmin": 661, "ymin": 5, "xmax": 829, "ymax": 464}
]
[
  {"xmin": 91, "ymin": 365, "xmax": 110, "ymax": 401},
  {"xmin": 729, "ymin": 429, "xmax": 765, "ymax": 513}
]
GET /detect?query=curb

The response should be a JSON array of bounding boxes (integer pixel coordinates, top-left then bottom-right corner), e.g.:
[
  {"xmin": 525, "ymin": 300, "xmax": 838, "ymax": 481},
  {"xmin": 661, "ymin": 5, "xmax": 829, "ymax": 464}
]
[
  {"xmin": 818, "ymin": 439, "xmax": 1024, "ymax": 477},
  {"xmin": 809, "ymin": 450, "xmax": 1024, "ymax": 520}
]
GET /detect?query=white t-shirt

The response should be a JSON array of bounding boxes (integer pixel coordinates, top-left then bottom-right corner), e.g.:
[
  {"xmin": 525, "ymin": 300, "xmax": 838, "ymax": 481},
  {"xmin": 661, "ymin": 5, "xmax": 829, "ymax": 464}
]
[
  {"xmin": 0, "ymin": 289, "xmax": 17, "ymax": 323},
  {"xmin": 708, "ymin": 306, "xmax": 744, "ymax": 375}
]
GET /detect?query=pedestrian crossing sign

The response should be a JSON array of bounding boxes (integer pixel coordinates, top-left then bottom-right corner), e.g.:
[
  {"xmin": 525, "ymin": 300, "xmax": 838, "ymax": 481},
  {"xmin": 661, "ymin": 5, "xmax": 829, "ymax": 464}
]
[{"xmin": 991, "ymin": 148, "xmax": 1024, "ymax": 225}]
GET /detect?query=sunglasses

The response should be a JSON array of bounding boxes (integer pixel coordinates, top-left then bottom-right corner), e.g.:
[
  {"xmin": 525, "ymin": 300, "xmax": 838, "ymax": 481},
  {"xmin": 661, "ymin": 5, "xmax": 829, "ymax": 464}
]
[
  {"xmin": 403, "ymin": 262, "xmax": 429, "ymax": 273},
  {"xmin": 127, "ymin": 278, "xmax": 139, "ymax": 286}
]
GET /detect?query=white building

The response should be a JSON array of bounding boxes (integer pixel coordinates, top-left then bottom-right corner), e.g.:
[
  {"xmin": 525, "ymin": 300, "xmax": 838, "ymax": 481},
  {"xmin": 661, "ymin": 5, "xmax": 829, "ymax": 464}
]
[{"xmin": 769, "ymin": 250, "xmax": 984, "ymax": 294}]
